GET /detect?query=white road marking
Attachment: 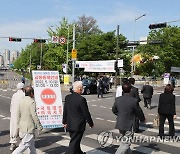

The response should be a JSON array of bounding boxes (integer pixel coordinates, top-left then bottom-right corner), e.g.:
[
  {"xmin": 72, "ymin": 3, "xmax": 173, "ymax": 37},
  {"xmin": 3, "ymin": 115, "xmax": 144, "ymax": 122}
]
[
  {"xmin": 95, "ymin": 118, "xmax": 104, "ymax": 121},
  {"xmin": 107, "ymin": 120, "xmax": 116, "ymax": 123}
]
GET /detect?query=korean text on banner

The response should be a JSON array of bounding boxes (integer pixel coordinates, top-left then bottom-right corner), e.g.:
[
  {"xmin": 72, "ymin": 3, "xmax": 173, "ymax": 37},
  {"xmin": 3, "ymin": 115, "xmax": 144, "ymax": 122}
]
[{"xmin": 32, "ymin": 70, "xmax": 63, "ymax": 128}]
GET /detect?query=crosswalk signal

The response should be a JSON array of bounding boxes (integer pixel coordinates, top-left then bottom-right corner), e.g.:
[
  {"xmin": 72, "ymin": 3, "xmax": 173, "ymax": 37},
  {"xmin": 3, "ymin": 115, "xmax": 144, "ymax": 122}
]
[
  {"xmin": 9, "ymin": 37, "xmax": 21, "ymax": 42},
  {"xmin": 149, "ymin": 22, "xmax": 167, "ymax": 29},
  {"xmin": 34, "ymin": 39, "xmax": 46, "ymax": 43}
]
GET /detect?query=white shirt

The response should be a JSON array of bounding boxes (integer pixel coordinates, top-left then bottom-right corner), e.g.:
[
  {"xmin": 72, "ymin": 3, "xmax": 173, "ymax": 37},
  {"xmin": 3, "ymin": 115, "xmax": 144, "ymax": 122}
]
[{"xmin": 116, "ymin": 85, "xmax": 122, "ymax": 97}]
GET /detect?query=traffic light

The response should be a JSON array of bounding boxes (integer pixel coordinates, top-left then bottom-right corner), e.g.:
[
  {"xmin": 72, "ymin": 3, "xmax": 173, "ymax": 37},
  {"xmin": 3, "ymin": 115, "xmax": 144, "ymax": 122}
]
[
  {"xmin": 34, "ymin": 39, "xmax": 46, "ymax": 43},
  {"xmin": 149, "ymin": 22, "xmax": 167, "ymax": 29},
  {"xmin": 9, "ymin": 37, "xmax": 21, "ymax": 42}
]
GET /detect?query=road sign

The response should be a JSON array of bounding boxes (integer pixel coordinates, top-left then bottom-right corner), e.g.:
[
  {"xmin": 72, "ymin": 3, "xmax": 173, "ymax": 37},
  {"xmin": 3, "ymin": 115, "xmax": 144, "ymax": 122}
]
[
  {"xmin": 59, "ymin": 36, "xmax": 66, "ymax": 44},
  {"xmin": 52, "ymin": 36, "xmax": 59, "ymax": 43},
  {"xmin": 41, "ymin": 88, "xmax": 56, "ymax": 105},
  {"xmin": 71, "ymin": 49, "xmax": 77, "ymax": 60}
]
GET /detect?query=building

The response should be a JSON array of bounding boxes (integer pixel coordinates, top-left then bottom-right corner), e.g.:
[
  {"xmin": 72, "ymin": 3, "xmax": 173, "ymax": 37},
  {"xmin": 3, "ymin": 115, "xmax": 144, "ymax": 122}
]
[{"xmin": 0, "ymin": 55, "xmax": 3, "ymax": 67}]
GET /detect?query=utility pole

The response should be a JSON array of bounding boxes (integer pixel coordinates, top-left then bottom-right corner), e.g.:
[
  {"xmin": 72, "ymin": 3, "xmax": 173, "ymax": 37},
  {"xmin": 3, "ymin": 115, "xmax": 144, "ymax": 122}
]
[
  {"xmin": 72, "ymin": 24, "xmax": 75, "ymax": 84},
  {"xmin": 115, "ymin": 25, "xmax": 119, "ymax": 88},
  {"xmin": 66, "ymin": 25, "xmax": 69, "ymax": 74}
]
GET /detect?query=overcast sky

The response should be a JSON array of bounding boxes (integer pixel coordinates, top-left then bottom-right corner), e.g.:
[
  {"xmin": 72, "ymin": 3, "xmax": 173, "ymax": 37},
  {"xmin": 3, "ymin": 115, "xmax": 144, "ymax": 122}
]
[{"xmin": 0, "ymin": 0, "xmax": 179, "ymax": 53}]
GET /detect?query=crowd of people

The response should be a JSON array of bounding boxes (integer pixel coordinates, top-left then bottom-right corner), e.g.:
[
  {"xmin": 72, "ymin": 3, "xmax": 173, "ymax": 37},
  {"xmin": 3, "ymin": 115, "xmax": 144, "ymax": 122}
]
[{"xmin": 9, "ymin": 75, "xmax": 177, "ymax": 154}]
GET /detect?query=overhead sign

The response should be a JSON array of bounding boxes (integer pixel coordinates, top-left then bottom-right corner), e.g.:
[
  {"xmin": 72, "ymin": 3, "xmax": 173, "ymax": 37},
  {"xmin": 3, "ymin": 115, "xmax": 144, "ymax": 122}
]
[
  {"xmin": 171, "ymin": 67, "xmax": 180, "ymax": 73},
  {"xmin": 71, "ymin": 49, "xmax": 77, "ymax": 60},
  {"xmin": 32, "ymin": 70, "xmax": 63, "ymax": 128},
  {"xmin": 59, "ymin": 36, "xmax": 66, "ymax": 44},
  {"xmin": 52, "ymin": 36, "xmax": 59, "ymax": 43},
  {"xmin": 76, "ymin": 60, "xmax": 123, "ymax": 72}
]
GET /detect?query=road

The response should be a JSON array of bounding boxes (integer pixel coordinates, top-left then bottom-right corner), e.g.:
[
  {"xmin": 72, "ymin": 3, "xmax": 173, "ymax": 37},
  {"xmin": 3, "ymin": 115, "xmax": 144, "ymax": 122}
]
[{"xmin": 0, "ymin": 81, "xmax": 180, "ymax": 154}]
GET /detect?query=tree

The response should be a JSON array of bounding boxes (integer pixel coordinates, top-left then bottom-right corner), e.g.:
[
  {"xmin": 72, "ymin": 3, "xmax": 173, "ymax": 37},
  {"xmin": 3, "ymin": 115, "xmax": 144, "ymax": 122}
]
[
  {"xmin": 75, "ymin": 15, "xmax": 102, "ymax": 36},
  {"xmin": 137, "ymin": 26, "xmax": 180, "ymax": 76}
]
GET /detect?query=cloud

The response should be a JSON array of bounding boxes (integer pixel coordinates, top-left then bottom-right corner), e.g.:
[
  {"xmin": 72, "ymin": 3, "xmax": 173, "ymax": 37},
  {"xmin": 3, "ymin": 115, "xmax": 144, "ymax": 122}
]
[
  {"xmin": 0, "ymin": 18, "xmax": 58, "ymax": 52},
  {"xmin": 0, "ymin": 18, "xmax": 57, "ymax": 38}
]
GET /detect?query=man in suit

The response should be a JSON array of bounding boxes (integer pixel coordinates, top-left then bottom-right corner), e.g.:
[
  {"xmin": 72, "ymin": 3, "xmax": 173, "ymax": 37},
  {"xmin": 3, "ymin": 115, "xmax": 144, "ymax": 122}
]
[
  {"xmin": 129, "ymin": 77, "xmax": 142, "ymax": 133},
  {"xmin": 141, "ymin": 82, "xmax": 153, "ymax": 109},
  {"xmin": 12, "ymin": 86, "xmax": 43, "ymax": 154},
  {"xmin": 112, "ymin": 83, "xmax": 145, "ymax": 154},
  {"xmin": 97, "ymin": 76, "xmax": 104, "ymax": 98},
  {"xmin": 63, "ymin": 81, "xmax": 94, "ymax": 154}
]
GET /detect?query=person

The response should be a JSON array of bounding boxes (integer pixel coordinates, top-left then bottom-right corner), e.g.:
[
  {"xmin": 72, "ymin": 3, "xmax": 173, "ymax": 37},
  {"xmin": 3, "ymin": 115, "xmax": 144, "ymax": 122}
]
[
  {"xmin": 116, "ymin": 78, "xmax": 129, "ymax": 97},
  {"xmin": 129, "ymin": 77, "xmax": 141, "ymax": 133},
  {"xmin": 112, "ymin": 83, "xmax": 145, "ymax": 154},
  {"xmin": 109, "ymin": 76, "xmax": 113, "ymax": 89},
  {"xmin": 170, "ymin": 76, "xmax": 176, "ymax": 88},
  {"xmin": 141, "ymin": 81, "xmax": 153, "ymax": 109},
  {"xmin": 97, "ymin": 76, "xmax": 104, "ymax": 98},
  {"xmin": 12, "ymin": 86, "xmax": 43, "ymax": 154},
  {"xmin": 9, "ymin": 83, "xmax": 25, "ymax": 151},
  {"xmin": 158, "ymin": 84, "xmax": 176, "ymax": 138},
  {"xmin": 21, "ymin": 75, "xmax": 25, "ymax": 84},
  {"xmin": 63, "ymin": 81, "xmax": 94, "ymax": 154}
]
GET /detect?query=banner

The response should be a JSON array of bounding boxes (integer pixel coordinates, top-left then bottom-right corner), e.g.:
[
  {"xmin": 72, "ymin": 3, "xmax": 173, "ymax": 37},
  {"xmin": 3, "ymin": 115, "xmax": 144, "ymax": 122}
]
[
  {"xmin": 32, "ymin": 70, "xmax": 63, "ymax": 128},
  {"xmin": 76, "ymin": 60, "xmax": 123, "ymax": 72}
]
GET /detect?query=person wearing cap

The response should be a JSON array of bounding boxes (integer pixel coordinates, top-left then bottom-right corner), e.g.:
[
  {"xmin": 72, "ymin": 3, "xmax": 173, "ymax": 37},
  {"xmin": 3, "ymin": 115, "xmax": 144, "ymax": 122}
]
[{"xmin": 9, "ymin": 83, "xmax": 25, "ymax": 151}]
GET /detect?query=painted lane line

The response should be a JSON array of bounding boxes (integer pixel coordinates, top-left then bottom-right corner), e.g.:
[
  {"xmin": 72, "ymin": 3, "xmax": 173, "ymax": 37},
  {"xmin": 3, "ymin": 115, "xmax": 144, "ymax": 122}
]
[
  {"xmin": 2, "ymin": 117, "xmax": 10, "ymax": 120},
  {"xmin": 107, "ymin": 120, "xmax": 116, "ymax": 123},
  {"xmin": 91, "ymin": 100, "xmax": 97, "ymax": 102},
  {"xmin": 95, "ymin": 118, "xmax": 104, "ymax": 121},
  {"xmin": 100, "ymin": 106, "xmax": 107, "ymax": 109},
  {"xmin": 91, "ymin": 105, "xmax": 97, "ymax": 107},
  {"xmin": 0, "ymin": 94, "xmax": 11, "ymax": 99},
  {"xmin": 0, "ymin": 114, "xmax": 5, "ymax": 118}
]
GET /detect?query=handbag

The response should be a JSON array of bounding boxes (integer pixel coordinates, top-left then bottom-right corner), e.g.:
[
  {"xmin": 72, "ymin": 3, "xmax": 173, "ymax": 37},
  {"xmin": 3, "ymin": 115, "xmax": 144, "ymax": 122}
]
[{"xmin": 153, "ymin": 115, "xmax": 159, "ymax": 127}]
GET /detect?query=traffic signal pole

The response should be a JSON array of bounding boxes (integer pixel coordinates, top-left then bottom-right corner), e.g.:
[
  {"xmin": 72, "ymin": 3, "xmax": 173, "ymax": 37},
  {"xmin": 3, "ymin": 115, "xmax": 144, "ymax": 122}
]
[
  {"xmin": 115, "ymin": 25, "xmax": 119, "ymax": 89},
  {"xmin": 72, "ymin": 24, "xmax": 75, "ymax": 84}
]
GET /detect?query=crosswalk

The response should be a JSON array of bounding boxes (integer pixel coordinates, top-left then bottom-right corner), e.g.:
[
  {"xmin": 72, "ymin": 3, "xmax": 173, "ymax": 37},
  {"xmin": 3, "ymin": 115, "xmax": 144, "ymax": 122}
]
[{"xmin": 33, "ymin": 113, "xmax": 180, "ymax": 154}]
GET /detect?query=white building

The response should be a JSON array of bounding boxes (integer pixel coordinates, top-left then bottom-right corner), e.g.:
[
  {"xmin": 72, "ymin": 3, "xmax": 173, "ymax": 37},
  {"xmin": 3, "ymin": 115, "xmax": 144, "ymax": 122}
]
[
  {"xmin": 11, "ymin": 50, "xmax": 19, "ymax": 63},
  {"xmin": 0, "ymin": 55, "xmax": 3, "ymax": 67},
  {"xmin": 3, "ymin": 49, "xmax": 10, "ymax": 67}
]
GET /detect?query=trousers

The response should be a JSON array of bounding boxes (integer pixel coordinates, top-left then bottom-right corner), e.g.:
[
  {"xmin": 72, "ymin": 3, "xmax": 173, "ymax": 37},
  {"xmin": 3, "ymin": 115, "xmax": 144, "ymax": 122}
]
[
  {"xmin": 66, "ymin": 131, "xmax": 84, "ymax": 154},
  {"xmin": 12, "ymin": 133, "xmax": 36, "ymax": 154},
  {"xmin": 115, "ymin": 130, "xmax": 133, "ymax": 154}
]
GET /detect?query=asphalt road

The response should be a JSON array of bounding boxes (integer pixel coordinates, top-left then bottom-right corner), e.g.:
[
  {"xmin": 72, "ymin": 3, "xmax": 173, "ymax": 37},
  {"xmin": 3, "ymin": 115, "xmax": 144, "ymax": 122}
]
[{"xmin": 0, "ymin": 85, "xmax": 180, "ymax": 154}]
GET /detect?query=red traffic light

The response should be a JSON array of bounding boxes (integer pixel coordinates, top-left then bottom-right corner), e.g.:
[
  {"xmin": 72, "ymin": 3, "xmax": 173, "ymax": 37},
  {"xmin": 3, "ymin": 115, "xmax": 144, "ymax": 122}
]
[
  {"xmin": 34, "ymin": 39, "xmax": 46, "ymax": 43},
  {"xmin": 149, "ymin": 22, "xmax": 167, "ymax": 29},
  {"xmin": 9, "ymin": 37, "xmax": 21, "ymax": 42}
]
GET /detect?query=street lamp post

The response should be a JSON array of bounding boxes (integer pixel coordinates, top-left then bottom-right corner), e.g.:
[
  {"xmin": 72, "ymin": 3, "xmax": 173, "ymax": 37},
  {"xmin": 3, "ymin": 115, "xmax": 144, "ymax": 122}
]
[{"xmin": 131, "ymin": 14, "xmax": 146, "ymax": 77}]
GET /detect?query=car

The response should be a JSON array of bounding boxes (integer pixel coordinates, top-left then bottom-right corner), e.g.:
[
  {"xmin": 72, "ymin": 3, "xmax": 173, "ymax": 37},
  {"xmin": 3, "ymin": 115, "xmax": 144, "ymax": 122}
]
[{"xmin": 82, "ymin": 78, "xmax": 109, "ymax": 95}]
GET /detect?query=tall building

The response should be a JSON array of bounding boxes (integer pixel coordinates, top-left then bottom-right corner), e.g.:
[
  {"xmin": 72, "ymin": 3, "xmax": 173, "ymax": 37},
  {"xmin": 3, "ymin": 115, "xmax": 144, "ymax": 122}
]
[
  {"xmin": 3, "ymin": 49, "xmax": 10, "ymax": 67},
  {"xmin": 11, "ymin": 50, "xmax": 19, "ymax": 63},
  {"xmin": 0, "ymin": 55, "xmax": 3, "ymax": 67}
]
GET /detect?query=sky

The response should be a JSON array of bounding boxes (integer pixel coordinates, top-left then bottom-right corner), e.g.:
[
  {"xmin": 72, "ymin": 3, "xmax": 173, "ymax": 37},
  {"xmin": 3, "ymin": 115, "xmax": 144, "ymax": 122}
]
[{"xmin": 0, "ymin": 0, "xmax": 179, "ymax": 54}]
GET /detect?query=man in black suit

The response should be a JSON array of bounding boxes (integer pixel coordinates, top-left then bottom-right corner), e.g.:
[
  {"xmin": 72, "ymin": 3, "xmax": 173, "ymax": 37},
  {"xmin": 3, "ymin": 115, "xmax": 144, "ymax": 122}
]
[
  {"xmin": 141, "ymin": 82, "xmax": 153, "ymax": 109},
  {"xmin": 129, "ymin": 77, "xmax": 142, "ymax": 133},
  {"xmin": 97, "ymin": 76, "xmax": 104, "ymax": 98},
  {"xmin": 63, "ymin": 81, "xmax": 94, "ymax": 154},
  {"xmin": 112, "ymin": 83, "xmax": 145, "ymax": 154}
]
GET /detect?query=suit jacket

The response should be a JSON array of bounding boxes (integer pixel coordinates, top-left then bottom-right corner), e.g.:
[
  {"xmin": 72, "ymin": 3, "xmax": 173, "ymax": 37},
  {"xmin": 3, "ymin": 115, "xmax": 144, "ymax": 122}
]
[
  {"xmin": 130, "ymin": 86, "xmax": 141, "ymax": 102},
  {"xmin": 17, "ymin": 96, "xmax": 42, "ymax": 134},
  {"xmin": 141, "ymin": 85, "xmax": 153, "ymax": 98},
  {"xmin": 158, "ymin": 93, "xmax": 176, "ymax": 115},
  {"xmin": 63, "ymin": 92, "xmax": 94, "ymax": 131},
  {"xmin": 112, "ymin": 94, "xmax": 145, "ymax": 131}
]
